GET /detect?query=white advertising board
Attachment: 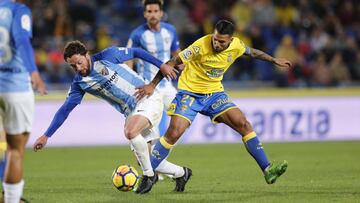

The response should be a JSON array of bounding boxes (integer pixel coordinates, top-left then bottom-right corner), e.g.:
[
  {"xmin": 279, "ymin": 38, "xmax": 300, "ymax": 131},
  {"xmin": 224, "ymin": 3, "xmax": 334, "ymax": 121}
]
[{"xmin": 27, "ymin": 97, "xmax": 360, "ymax": 147}]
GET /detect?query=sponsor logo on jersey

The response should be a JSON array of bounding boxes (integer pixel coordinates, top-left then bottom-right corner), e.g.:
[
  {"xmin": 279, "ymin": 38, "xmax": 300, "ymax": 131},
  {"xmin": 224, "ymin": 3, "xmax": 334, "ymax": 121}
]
[
  {"xmin": 205, "ymin": 59, "xmax": 219, "ymax": 63},
  {"xmin": 21, "ymin": 14, "xmax": 31, "ymax": 32},
  {"xmin": 192, "ymin": 46, "xmax": 200, "ymax": 54},
  {"xmin": 206, "ymin": 68, "xmax": 224, "ymax": 78},
  {"xmin": 182, "ymin": 49, "xmax": 193, "ymax": 60},
  {"xmin": 100, "ymin": 67, "xmax": 109, "ymax": 76},
  {"xmin": 96, "ymin": 72, "xmax": 118, "ymax": 92}
]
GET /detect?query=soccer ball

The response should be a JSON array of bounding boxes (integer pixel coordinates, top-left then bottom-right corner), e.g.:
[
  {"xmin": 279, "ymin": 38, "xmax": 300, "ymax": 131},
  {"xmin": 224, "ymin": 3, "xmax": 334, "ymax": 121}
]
[{"xmin": 112, "ymin": 165, "xmax": 139, "ymax": 192}]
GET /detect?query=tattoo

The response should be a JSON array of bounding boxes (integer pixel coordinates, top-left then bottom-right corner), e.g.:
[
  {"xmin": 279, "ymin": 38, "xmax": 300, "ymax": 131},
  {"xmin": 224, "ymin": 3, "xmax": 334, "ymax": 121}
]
[
  {"xmin": 249, "ymin": 48, "xmax": 275, "ymax": 63},
  {"xmin": 150, "ymin": 55, "xmax": 183, "ymax": 87},
  {"xmin": 150, "ymin": 70, "xmax": 164, "ymax": 87},
  {"xmin": 166, "ymin": 55, "xmax": 183, "ymax": 67}
]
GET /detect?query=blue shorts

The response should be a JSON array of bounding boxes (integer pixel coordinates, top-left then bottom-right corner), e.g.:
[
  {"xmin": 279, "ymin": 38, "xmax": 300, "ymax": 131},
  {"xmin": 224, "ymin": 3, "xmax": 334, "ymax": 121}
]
[{"xmin": 167, "ymin": 90, "xmax": 237, "ymax": 124}]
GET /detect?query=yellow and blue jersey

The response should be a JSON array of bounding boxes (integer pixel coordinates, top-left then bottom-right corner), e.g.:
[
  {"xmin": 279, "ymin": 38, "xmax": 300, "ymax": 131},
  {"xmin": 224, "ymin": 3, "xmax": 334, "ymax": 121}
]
[{"xmin": 178, "ymin": 35, "xmax": 249, "ymax": 94}]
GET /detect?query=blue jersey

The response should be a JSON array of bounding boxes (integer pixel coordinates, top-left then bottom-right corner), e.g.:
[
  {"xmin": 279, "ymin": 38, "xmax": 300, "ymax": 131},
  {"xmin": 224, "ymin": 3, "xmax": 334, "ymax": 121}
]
[
  {"xmin": 0, "ymin": 0, "xmax": 36, "ymax": 93},
  {"xmin": 128, "ymin": 22, "xmax": 179, "ymax": 88},
  {"xmin": 44, "ymin": 47, "xmax": 163, "ymax": 137}
]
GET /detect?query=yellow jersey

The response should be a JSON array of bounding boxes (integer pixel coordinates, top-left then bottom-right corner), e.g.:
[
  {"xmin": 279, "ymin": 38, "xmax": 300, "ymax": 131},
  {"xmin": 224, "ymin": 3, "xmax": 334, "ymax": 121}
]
[{"xmin": 178, "ymin": 35, "xmax": 247, "ymax": 94}]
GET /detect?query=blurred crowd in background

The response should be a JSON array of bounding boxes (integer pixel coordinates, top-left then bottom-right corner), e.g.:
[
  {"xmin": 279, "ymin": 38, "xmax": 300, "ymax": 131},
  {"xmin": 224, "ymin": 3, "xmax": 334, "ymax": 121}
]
[{"xmin": 28, "ymin": 0, "xmax": 360, "ymax": 89}]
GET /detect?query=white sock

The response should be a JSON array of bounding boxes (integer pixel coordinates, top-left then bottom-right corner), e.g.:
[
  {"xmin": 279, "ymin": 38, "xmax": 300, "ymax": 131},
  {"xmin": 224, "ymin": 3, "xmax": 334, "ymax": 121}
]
[
  {"xmin": 130, "ymin": 135, "xmax": 154, "ymax": 177},
  {"xmin": 155, "ymin": 160, "xmax": 184, "ymax": 178},
  {"xmin": 3, "ymin": 179, "xmax": 24, "ymax": 203}
]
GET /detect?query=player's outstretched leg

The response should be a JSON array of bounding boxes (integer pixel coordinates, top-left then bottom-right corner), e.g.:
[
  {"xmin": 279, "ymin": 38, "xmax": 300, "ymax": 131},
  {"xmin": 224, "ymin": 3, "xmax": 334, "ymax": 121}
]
[
  {"xmin": 264, "ymin": 160, "xmax": 288, "ymax": 184},
  {"xmin": 174, "ymin": 167, "xmax": 192, "ymax": 192},
  {"xmin": 134, "ymin": 174, "xmax": 158, "ymax": 194},
  {"xmin": 242, "ymin": 132, "xmax": 288, "ymax": 184}
]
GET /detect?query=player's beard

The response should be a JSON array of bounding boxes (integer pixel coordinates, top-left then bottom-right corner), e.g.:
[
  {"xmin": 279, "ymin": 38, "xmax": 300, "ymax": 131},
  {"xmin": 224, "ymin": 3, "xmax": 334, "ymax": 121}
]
[
  {"xmin": 149, "ymin": 18, "xmax": 159, "ymax": 26},
  {"xmin": 79, "ymin": 68, "xmax": 90, "ymax": 77}
]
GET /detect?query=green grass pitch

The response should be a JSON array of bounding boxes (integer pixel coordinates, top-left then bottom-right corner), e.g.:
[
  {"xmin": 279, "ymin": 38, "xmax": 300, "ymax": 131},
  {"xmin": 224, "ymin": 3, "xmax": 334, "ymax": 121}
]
[{"xmin": 23, "ymin": 141, "xmax": 360, "ymax": 203}]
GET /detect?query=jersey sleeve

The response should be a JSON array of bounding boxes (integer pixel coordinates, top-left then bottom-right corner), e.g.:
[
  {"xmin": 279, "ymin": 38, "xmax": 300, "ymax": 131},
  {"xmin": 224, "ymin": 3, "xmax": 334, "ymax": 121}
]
[
  {"xmin": 178, "ymin": 39, "xmax": 202, "ymax": 64},
  {"xmin": 169, "ymin": 26, "xmax": 180, "ymax": 52},
  {"xmin": 12, "ymin": 5, "xmax": 32, "ymax": 40},
  {"xmin": 11, "ymin": 5, "xmax": 37, "ymax": 73},
  {"xmin": 127, "ymin": 30, "xmax": 141, "ymax": 48},
  {"xmin": 92, "ymin": 47, "xmax": 135, "ymax": 63},
  {"xmin": 44, "ymin": 82, "xmax": 85, "ymax": 137},
  {"xmin": 236, "ymin": 38, "xmax": 249, "ymax": 58}
]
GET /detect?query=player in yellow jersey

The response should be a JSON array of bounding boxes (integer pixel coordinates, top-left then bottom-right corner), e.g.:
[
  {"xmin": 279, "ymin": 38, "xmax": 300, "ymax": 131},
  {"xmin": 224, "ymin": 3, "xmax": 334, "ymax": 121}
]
[{"xmin": 135, "ymin": 20, "xmax": 292, "ymax": 194}]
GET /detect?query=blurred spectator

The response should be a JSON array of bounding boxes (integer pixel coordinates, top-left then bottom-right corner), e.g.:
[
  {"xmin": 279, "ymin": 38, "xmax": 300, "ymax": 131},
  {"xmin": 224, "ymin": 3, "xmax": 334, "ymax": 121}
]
[
  {"xmin": 274, "ymin": 35, "xmax": 300, "ymax": 87},
  {"xmin": 25, "ymin": 0, "xmax": 360, "ymax": 88},
  {"xmin": 311, "ymin": 53, "xmax": 332, "ymax": 86},
  {"xmin": 329, "ymin": 52, "xmax": 351, "ymax": 85}
]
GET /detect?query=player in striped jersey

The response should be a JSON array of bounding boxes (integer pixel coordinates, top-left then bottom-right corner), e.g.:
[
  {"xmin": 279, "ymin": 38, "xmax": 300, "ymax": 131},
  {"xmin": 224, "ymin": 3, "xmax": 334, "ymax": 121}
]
[
  {"xmin": 32, "ymin": 40, "xmax": 186, "ymax": 194},
  {"xmin": 127, "ymin": 0, "xmax": 180, "ymax": 137},
  {"xmin": 127, "ymin": 0, "xmax": 181, "ymax": 181},
  {"xmin": 0, "ymin": 0, "xmax": 47, "ymax": 202}
]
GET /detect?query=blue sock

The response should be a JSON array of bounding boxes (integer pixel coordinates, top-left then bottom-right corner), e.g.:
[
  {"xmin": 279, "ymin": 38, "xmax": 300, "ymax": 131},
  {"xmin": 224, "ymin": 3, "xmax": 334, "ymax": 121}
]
[
  {"xmin": 151, "ymin": 137, "xmax": 173, "ymax": 169},
  {"xmin": 0, "ymin": 158, "xmax": 5, "ymax": 182},
  {"xmin": 158, "ymin": 111, "xmax": 167, "ymax": 136},
  {"xmin": 243, "ymin": 132, "xmax": 270, "ymax": 171}
]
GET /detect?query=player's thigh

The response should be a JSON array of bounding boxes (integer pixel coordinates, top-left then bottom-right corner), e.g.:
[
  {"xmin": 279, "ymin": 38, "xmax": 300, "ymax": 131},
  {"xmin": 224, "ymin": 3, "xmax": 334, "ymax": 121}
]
[
  {"xmin": 1, "ymin": 92, "xmax": 34, "ymax": 135},
  {"xmin": 167, "ymin": 91, "xmax": 201, "ymax": 124},
  {"xmin": 6, "ymin": 133, "xmax": 29, "ymax": 152},
  {"xmin": 128, "ymin": 91, "xmax": 164, "ymax": 128},
  {"xmin": 201, "ymin": 92, "xmax": 237, "ymax": 123},
  {"xmin": 215, "ymin": 107, "xmax": 247, "ymax": 128}
]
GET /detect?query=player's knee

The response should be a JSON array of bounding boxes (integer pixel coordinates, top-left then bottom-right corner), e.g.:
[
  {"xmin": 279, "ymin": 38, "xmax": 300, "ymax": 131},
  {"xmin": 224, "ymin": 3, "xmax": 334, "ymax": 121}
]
[
  {"xmin": 124, "ymin": 127, "xmax": 137, "ymax": 140},
  {"xmin": 165, "ymin": 127, "xmax": 181, "ymax": 144},
  {"xmin": 7, "ymin": 148, "xmax": 23, "ymax": 160},
  {"xmin": 235, "ymin": 120, "xmax": 253, "ymax": 133}
]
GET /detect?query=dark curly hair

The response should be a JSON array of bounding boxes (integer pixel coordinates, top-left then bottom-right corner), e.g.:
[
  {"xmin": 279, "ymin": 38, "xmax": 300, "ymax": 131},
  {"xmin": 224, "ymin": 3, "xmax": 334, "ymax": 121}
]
[{"xmin": 63, "ymin": 40, "xmax": 88, "ymax": 61}]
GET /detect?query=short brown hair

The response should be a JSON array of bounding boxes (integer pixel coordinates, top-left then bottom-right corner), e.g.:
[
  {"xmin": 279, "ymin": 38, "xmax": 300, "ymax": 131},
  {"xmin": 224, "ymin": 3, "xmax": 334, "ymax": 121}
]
[
  {"xmin": 143, "ymin": 0, "xmax": 163, "ymax": 11},
  {"xmin": 63, "ymin": 40, "xmax": 88, "ymax": 61}
]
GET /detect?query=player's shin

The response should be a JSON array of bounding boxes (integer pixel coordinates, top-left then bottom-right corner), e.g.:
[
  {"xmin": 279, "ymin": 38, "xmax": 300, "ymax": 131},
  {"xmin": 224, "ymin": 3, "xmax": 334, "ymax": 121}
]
[
  {"xmin": 151, "ymin": 137, "xmax": 173, "ymax": 169},
  {"xmin": 130, "ymin": 135, "xmax": 154, "ymax": 177},
  {"xmin": 242, "ymin": 132, "xmax": 270, "ymax": 171}
]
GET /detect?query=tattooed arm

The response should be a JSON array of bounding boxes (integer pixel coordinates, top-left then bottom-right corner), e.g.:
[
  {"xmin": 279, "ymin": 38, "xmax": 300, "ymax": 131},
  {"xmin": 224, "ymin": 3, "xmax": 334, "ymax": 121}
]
[{"xmin": 247, "ymin": 48, "xmax": 292, "ymax": 68}]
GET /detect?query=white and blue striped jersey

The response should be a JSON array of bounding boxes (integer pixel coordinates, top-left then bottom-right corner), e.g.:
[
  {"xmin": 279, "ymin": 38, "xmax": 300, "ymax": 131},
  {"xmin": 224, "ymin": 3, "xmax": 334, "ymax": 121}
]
[
  {"xmin": 0, "ymin": 0, "xmax": 34, "ymax": 93},
  {"xmin": 44, "ymin": 47, "xmax": 164, "ymax": 137},
  {"xmin": 70, "ymin": 60, "xmax": 145, "ymax": 116},
  {"xmin": 128, "ymin": 22, "xmax": 179, "ymax": 88}
]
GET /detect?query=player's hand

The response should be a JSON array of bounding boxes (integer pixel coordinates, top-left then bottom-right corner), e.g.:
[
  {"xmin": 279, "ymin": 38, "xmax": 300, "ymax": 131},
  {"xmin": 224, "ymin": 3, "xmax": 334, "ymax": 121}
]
[
  {"xmin": 31, "ymin": 71, "xmax": 48, "ymax": 95},
  {"xmin": 273, "ymin": 58, "xmax": 292, "ymax": 69},
  {"xmin": 160, "ymin": 63, "xmax": 178, "ymax": 81},
  {"xmin": 33, "ymin": 135, "xmax": 48, "ymax": 152},
  {"xmin": 135, "ymin": 84, "xmax": 155, "ymax": 101}
]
